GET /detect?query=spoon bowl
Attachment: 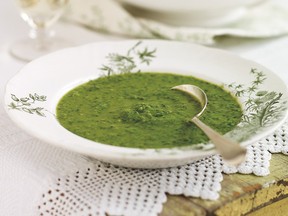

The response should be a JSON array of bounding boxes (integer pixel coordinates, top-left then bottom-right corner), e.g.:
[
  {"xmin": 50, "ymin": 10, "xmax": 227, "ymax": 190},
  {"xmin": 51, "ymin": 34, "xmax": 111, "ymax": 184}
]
[{"xmin": 172, "ymin": 84, "xmax": 247, "ymax": 166}]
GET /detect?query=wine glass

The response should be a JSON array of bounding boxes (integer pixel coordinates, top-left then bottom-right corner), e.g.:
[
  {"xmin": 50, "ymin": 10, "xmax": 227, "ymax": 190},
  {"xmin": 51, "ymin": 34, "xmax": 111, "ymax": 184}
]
[{"xmin": 10, "ymin": 0, "xmax": 72, "ymax": 61}]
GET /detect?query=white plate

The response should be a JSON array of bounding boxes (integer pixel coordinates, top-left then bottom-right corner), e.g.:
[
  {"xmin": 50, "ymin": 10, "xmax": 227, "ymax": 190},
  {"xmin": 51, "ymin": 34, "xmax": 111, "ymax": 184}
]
[
  {"xmin": 116, "ymin": 0, "xmax": 265, "ymax": 14},
  {"xmin": 4, "ymin": 40, "xmax": 288, "ymax": 168},
  {"xmin": 116, "ymin": 0, "xmax": 267, "ymax": 27}
]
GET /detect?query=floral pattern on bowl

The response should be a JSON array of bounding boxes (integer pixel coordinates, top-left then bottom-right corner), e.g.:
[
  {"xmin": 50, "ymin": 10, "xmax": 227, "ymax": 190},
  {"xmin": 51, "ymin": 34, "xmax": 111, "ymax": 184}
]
[{"xmin": 5, "ymin": 40, "xmax": 288, "ymax": 168}]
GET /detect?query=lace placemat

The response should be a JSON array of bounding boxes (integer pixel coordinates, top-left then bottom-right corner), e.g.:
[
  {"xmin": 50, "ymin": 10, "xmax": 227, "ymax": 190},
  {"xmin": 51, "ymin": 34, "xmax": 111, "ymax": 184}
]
[{"xmin": 1, "ymin": 109, "xmax": 287, "ymax": 216}]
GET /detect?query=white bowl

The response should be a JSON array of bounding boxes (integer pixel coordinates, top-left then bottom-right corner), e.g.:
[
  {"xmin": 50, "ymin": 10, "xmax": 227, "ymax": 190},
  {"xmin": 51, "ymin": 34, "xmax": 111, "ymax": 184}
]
[
  {"xmin": 116, "ymin": 0, "xmax": 267, "ymax": 27},
  {"xmin": 4, "ymin": 40, "xmax": 288, "ymax": 168},
  {"xmin": 117, "ymin": 0, "xmax": 266, "ymax": 13}
]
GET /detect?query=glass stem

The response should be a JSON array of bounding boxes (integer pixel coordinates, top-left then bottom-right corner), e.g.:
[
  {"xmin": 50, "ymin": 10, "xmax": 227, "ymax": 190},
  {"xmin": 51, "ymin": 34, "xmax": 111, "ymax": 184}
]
[{"xmin": 29, "ymin": 27, "xmax": 54, "ymax": 50}]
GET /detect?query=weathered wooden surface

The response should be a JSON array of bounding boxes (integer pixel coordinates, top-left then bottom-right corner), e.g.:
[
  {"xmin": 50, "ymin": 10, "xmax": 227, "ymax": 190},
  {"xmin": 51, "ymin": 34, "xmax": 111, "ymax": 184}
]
[{"xmin": 160, "ymin": 154, "xmax": 288, "ymax": 216}]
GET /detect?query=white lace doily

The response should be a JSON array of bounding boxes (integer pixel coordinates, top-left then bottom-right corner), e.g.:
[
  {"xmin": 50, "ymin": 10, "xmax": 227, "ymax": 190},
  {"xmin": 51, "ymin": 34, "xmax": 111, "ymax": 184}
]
[
  {"xmin": 37, "ymin": 124, "xmax": 288, "ymax": 216},
  {"xmin": 1, "ymin": 110, "xmax": 287, "ymax": 216}
]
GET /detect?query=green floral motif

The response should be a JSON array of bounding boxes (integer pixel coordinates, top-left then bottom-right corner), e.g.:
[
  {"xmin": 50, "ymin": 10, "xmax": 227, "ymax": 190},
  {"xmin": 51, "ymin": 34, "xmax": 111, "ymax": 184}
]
[
  {"xmin": 226, "ymin": 68, "xmax": 287, "ymax": 141},
  {"xmin": 8, "ymin": 93, "xmax": 47, "ymax": 117},
  {"xmin": 100, "ymin": 41, "xmax": 156, "ymax": 76}
]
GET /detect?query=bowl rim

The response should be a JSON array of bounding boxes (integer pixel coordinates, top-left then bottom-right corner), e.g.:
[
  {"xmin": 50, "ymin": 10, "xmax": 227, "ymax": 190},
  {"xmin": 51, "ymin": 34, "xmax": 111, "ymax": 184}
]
[{"xmin": 4, "ymin": 39, "xmax": 288, "ymax": 167}]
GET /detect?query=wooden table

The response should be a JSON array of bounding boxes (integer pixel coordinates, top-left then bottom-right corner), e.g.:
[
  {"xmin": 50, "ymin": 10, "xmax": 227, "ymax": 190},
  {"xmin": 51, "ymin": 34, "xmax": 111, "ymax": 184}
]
[{"xmin": 160, "ymin": 154, "xmax": 288, "ymax": 216}]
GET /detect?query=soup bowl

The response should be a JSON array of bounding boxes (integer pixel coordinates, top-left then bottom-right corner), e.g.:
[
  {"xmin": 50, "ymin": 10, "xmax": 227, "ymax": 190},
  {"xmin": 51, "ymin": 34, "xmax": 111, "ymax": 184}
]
[{"xmin": 4, "ymin": 39, "xmax": 288, "ymax": 168}]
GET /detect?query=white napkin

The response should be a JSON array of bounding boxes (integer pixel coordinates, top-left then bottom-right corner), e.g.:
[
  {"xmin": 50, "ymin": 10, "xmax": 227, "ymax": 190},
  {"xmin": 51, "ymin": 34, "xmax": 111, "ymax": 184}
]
[{"xmin": 65, "ymin": 0, "xmax": 288, "ymax": 45}]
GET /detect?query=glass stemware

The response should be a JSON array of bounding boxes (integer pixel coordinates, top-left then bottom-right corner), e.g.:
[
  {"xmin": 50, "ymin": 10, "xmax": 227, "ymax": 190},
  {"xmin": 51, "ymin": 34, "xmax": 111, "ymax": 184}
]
[{"xmin": 10, "ymin": 0, "xmax": 72, "ymax": 61}]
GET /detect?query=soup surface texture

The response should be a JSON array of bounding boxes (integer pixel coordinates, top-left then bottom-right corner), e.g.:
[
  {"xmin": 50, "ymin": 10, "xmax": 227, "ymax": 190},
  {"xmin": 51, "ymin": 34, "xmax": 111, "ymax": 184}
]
[{"xmin": 56, "ymin": 72, "xmax": 242, "ymax": 148}]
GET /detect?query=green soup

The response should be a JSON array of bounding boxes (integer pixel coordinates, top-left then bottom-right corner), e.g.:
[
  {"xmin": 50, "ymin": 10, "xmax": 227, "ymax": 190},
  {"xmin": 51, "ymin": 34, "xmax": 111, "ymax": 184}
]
[{"xmin": 56, "ymin": 72, "xmax": 242, "ymax": 148}]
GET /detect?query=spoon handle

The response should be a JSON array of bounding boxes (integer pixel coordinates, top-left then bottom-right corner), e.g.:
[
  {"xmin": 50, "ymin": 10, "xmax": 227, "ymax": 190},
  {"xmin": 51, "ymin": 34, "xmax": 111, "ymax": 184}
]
[{"xmin": 191, "ymin": 117, "xmax": 247, "ymax": 166}]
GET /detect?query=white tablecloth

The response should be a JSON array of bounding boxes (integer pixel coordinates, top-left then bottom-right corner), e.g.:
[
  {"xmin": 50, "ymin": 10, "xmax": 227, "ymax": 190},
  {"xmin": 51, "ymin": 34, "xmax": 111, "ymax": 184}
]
[{"xmin": 1, "ymin": 1, "xmax": 288, "ymax": 215}]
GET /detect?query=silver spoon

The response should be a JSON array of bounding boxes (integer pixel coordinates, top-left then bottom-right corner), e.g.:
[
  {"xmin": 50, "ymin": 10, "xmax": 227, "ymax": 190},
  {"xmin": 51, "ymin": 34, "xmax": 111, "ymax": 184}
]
[{"xmin": 172, "ymin": 84, "xmax": 247, "ymax": 166}]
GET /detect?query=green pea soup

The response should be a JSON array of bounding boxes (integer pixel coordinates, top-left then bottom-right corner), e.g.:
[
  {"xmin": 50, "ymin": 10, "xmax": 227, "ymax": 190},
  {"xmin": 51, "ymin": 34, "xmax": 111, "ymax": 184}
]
[{"xmin": 56, "ymin": 72, "xmax": 242, "ymax": 149}]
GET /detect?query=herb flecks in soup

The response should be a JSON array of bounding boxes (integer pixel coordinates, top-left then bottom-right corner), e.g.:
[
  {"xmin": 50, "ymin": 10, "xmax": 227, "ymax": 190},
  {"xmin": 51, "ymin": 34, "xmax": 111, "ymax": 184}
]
[{"xmin": 56, "ymin": 73, "xmax": 242, "ymax": 148}]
